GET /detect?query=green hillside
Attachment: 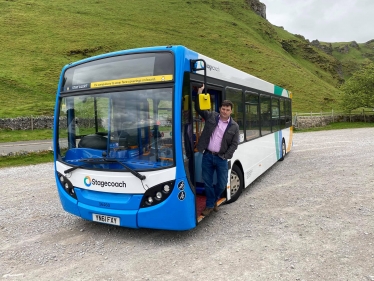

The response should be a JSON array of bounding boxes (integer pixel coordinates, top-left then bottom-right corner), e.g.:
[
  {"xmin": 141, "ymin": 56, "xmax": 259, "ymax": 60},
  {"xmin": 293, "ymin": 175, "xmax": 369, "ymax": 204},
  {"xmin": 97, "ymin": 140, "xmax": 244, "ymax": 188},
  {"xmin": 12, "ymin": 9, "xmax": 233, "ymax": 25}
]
[
  {"xmin": 312, "ymin": 40, "xmax": 374, "ymax": 80},
  {"xmin": 1, "ymin": 0, "xmax": 370, "ymax": 117}
]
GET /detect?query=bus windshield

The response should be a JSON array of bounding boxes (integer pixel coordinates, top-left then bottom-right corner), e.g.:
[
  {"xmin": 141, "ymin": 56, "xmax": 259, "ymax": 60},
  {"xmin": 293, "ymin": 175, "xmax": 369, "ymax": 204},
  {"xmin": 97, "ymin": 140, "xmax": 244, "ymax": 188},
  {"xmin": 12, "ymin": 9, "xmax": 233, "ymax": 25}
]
[{"xmin": 57, "ymin": 87, "xmax": 174, "ymax": 172}]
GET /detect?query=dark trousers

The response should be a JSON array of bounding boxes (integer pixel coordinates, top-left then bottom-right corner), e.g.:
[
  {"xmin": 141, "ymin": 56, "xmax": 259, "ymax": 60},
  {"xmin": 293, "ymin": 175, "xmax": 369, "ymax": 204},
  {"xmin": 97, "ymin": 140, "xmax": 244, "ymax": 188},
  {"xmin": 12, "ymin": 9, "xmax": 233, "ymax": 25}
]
[{"xmin": 202, "ymin": 152, "xmax": 228, "ymax": 208}]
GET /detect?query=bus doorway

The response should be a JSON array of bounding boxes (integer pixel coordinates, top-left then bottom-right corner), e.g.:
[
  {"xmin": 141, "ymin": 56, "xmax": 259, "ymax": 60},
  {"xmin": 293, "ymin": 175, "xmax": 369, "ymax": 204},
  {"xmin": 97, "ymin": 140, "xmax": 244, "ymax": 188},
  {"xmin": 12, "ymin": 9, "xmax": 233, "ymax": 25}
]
[{"xmin": 185, "ymin": 82, "xmax": 226, "ymax": 221}]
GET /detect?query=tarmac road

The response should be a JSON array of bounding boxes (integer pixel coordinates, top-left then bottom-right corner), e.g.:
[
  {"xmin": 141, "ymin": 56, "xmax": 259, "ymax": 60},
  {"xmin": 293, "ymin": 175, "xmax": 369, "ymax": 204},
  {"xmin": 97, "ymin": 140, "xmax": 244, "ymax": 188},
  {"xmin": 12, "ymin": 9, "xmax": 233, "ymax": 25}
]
[
  {"xmin": 0, "ymin": 140, "xmax": 53, "ymax": 155},
  {"xmin": 0, "ymin": 139, "xmax": 69, "ymax": 155}
]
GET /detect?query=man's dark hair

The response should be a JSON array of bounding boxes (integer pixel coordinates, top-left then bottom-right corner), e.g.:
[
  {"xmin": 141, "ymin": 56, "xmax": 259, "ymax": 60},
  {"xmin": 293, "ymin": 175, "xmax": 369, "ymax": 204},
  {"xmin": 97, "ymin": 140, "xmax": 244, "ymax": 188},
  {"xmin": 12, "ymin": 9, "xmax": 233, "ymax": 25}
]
[{"xmin": 221, "ymin": 100, "xmax": 234, "ymax": 110}]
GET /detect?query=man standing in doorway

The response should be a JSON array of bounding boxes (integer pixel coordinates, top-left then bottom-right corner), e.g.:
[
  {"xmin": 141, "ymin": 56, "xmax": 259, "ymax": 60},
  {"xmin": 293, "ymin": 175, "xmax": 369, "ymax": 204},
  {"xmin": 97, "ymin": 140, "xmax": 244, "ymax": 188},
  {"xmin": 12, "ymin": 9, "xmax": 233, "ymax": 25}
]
[{"xmin": 195, "ymin": 84, "xmax": 240, "ymax": 216}]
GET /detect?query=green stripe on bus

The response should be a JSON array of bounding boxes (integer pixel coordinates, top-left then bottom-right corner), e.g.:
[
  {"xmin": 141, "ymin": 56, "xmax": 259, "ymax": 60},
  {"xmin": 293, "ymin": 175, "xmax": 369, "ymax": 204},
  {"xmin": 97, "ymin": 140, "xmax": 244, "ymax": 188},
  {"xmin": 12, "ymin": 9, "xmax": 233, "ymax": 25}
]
[
  {"xmin": 274, "ymin": 85, "xmax": 284, "ymax": 96},
  {"xmin": 274, "ymin": 132, "xmax": 280, "ymax": 159}
]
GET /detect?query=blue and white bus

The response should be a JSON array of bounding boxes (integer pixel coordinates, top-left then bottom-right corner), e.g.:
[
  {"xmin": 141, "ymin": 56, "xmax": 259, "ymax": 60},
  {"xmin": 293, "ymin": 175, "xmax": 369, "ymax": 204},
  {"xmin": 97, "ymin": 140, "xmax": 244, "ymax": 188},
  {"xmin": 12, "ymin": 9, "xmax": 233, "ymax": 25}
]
[{"xmin": 53, "ymin": 45, "xmax": 292, "ymax": 231}]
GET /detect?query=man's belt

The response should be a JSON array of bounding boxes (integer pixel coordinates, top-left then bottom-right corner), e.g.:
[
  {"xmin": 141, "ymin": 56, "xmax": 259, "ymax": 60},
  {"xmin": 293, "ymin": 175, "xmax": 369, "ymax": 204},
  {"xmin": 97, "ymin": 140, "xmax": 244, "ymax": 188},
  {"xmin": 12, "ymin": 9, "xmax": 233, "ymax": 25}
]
[{"xmin": 204, "ymin": 149, "xmax": 219, "ymax": 156}]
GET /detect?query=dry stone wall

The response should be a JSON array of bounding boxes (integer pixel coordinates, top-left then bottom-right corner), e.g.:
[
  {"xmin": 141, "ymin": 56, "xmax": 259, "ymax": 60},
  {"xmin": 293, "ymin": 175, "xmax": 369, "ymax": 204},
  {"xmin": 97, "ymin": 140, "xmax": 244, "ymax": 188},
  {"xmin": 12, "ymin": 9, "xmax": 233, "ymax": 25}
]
[
  {"xmin": 1, "ymin": 114, "xmax": 373, "ymax": 131},
  {"xmin": 0, "ymin": 116, "xmax": 54, "ymax": 130},
  {"xmin": 0, "ymin": 117, "xmax": 103, "ymax": 130},
  {"xmin": 294, "ymin": 114, "xmax": 374, "ymax": 129}
]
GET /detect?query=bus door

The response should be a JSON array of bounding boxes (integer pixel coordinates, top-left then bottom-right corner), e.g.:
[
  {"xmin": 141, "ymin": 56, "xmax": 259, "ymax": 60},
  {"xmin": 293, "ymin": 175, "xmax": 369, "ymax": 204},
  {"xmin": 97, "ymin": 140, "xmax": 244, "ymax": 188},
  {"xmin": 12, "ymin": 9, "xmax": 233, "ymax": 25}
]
[{"xmin": 189, "ymin": 82, "xmax": 222, "ymax": 219}]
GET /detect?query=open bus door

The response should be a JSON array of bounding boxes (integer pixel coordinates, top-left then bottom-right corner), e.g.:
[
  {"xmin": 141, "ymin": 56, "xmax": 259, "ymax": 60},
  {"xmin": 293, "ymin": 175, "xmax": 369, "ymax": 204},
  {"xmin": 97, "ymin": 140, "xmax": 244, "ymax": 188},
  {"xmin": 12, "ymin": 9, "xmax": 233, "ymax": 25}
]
[{"xmin": 183, "ymin": 75, "xmax": 227, "ymax": 223}]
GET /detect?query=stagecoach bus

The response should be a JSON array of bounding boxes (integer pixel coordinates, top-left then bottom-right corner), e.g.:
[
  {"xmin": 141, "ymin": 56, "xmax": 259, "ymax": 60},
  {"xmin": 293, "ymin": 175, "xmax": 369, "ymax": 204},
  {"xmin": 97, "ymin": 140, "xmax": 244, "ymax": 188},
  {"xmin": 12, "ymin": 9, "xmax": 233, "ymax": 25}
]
[{"xmin": 53, "ymin": 45, "xmax": 292, "ymax": 230}]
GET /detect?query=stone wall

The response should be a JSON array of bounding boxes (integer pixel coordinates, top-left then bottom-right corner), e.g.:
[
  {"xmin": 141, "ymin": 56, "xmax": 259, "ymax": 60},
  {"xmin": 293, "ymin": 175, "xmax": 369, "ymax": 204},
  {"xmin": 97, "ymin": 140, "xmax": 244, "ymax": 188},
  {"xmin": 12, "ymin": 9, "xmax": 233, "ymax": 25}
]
[
  {"xmin": 294, "ymin": 114, "xmax": 374, "ymax": 129},
  {"xmin": 0, "ymin": 116, "xmax": 103, "ymax": 130},
  {"xmin": 0, "ymin": 116, "xmax": 54, "ymax": 130},
  {"xmin": 1, "ymin": 114, "xmax": 373, "ymax": 131}
]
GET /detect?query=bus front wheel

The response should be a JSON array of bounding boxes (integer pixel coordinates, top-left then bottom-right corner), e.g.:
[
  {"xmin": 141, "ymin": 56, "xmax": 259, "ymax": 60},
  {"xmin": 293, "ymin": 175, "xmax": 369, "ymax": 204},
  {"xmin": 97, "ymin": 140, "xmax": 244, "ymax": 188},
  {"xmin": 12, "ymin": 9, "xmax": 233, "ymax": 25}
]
[{"xmin": 226, "ymin": 165, "xmax": 243, "ymax": 204}]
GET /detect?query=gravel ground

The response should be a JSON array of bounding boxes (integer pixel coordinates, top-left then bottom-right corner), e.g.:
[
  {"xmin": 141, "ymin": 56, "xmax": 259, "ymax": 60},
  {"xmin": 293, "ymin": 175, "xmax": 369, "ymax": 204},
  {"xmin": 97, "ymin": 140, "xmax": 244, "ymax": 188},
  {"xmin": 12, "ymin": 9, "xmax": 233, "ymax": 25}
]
[{"xmin": 1, "ymin": 128, "xmax": 374, "ymax": 281}]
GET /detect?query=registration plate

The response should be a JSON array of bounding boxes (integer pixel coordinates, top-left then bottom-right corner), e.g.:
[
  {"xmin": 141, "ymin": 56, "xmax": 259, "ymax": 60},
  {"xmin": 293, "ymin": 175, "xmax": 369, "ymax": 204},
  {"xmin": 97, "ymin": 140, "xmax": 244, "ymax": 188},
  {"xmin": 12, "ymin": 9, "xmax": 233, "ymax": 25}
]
[{"xmin": 92, "ymin": 213, "xmax": 120, "ymax": 226}]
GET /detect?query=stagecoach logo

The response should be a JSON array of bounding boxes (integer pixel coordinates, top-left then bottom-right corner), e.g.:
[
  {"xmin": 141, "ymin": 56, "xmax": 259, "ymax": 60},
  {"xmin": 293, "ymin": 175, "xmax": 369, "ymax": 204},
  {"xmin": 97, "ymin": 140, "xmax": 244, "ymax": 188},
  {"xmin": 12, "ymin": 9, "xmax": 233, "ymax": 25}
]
[
  {"xmin": 83, "ymin": 176, "xmax": 127, "ymax": 188},
  {"xmin": 84, "ymin": 176, "xmax": 92, "ymax": 187}
]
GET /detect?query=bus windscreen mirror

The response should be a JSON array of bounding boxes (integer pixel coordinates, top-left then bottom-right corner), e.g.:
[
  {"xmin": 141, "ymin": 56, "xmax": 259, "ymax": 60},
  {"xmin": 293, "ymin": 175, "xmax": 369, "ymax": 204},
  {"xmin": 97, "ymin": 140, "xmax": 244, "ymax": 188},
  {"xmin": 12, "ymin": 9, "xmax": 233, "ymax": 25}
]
[
  {"xmin": 183, "ymin": 95, "xmax": 189, "ymax": 111},
  {"xmin": 198, "ymin": 93, "xmax": 211, "ymax": 110}
]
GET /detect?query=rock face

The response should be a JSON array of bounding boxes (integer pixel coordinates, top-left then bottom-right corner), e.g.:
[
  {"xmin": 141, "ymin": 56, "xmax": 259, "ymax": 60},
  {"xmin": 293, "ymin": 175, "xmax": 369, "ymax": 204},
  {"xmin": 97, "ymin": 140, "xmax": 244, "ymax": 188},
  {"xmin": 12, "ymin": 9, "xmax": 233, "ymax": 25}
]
[
  {"xmin": 311, "ymin": 40, "xmax": 362, "ymax": 55},
  {"xmin": 311, "ymin": 40, "xmax": 333, "ymax": 55},
  {"xmin": 246, "ymin": 0, "xmax": 266, "ymax": 19}
]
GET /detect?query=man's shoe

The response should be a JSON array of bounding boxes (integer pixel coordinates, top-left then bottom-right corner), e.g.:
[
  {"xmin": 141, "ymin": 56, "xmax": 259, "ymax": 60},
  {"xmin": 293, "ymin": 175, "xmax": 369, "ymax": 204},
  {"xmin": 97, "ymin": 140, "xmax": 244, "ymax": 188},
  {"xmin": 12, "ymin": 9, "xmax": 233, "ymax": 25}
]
[
  {"xmin": 214, "ymin": 202, "xmax": 219, "ymax": 212},
  {"xmin": 202, "ymin": 207, "xmax": 213, "ymax": 216}
]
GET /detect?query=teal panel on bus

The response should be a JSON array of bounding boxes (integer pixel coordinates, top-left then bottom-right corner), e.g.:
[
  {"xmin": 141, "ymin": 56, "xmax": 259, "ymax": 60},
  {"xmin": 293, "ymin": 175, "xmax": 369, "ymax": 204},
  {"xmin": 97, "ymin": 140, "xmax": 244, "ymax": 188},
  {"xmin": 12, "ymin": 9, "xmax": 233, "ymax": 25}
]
[
  {"xmin": 274, "ymin": 85, "xmax": 285, "ymax": 96},
  {"xmin": 274, "ymin": 131, "xmax": 282, "ymax": 160}
]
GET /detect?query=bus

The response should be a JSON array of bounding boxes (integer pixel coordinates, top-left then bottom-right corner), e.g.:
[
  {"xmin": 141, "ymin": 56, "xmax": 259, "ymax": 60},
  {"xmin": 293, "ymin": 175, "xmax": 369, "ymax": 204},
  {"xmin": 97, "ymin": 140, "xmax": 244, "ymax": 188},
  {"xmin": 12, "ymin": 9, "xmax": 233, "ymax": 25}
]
[{"xmin": 53, "ymin": 45, "xmax": 293, "ymax": 231}]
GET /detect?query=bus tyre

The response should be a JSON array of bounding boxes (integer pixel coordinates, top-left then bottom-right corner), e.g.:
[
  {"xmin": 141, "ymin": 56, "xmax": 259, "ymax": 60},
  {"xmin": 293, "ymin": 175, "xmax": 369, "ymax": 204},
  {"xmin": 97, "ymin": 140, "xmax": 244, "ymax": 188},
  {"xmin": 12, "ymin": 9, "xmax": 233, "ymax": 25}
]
[
  {"xmin": 279, "ymin": 139, "xmax": 286, "ymax": 161},
  {"xmin": 226, "ymin": 165, "xmax": 243, "ymax": 204}
]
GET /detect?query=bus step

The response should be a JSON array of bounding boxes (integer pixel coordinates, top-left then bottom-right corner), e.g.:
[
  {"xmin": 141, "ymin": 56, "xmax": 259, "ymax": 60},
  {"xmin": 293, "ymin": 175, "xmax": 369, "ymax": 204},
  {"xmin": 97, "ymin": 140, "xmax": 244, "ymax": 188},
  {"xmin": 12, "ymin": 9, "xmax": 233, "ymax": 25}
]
[{"xmin": 197, "ymin": 196, "xmax": 226, "ymax": 223}]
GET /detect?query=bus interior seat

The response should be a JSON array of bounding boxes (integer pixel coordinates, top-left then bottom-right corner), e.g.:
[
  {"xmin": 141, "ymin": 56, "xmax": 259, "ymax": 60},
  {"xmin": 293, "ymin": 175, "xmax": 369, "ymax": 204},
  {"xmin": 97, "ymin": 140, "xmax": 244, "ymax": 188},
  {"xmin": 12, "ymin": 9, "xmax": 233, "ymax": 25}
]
[
  {"xmin": 78, "ymin": 134, "xmax": 107, "ymax": 150},
  {"xmin": 118, "ymin": 131, "xmax": 130, "ymax": 148}
]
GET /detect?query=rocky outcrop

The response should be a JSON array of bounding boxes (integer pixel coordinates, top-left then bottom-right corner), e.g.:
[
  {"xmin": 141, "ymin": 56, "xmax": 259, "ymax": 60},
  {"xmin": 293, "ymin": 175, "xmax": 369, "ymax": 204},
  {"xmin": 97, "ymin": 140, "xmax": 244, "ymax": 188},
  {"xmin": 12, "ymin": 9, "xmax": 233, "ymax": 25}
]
[
  {"xmin": 350, "ymin": 41, "xmax": 359, "ymax": 49},
  {"xmin": 332, "ymin": 41, "xmax": 360, "ymax": 54},
  {"xmin": 246, "ymin": 0, "xmax": 266, "ymax": 19},
  {"xmin": 310, "ymin": 40, "xmax": 362, "ymax": 55},
  {"xmin": 311, "ymin": 40, "xmax": 333, "ymax": 55}
]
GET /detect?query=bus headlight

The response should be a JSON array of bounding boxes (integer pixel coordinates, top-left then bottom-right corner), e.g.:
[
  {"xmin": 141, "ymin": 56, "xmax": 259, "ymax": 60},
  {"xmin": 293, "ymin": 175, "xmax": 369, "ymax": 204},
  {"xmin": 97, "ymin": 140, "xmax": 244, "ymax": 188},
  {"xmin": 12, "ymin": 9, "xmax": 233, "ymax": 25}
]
[
  {"xmin": 140, "ymin": 180, "xmax": 175, "ymax": 208},
  {"xmin": 156, "ymin": 192, "xmax": 162, "ymax": 200},
  {"xmin": 163, "ymin": 185, "xmax": 170, "ymax": 192},
  {"xmin": 57, "ymin": 172, "xmax": 77, "ymax": 199}
]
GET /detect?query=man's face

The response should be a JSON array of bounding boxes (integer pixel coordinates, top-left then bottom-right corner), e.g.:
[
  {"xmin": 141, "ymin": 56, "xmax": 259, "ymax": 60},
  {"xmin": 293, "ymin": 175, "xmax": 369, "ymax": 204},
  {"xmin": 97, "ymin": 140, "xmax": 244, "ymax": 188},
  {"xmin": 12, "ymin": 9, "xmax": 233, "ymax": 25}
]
[{"xmin": 219, "ymin": 105, "xmax": 232, "ymax": 121}]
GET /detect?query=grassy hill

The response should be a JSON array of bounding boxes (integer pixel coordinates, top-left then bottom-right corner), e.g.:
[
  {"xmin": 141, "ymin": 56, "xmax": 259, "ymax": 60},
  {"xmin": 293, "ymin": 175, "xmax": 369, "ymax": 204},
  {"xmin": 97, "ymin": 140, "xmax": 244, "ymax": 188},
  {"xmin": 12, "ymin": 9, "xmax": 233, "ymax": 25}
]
[
  {"xmin": 312, "ymin": 40, "xmax": 374, "ymax": 79},
  {"xmin": 1, "ymin": 0, "xmax": 372, "ymax": 118}
]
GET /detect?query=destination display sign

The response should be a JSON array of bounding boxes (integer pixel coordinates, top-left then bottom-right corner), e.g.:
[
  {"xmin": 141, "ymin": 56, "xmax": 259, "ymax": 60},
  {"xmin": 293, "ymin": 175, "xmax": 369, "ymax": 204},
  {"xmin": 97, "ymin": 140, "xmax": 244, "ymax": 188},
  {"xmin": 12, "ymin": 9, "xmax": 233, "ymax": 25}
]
[
  {"xmin": 62, "ymin": 52, "xmax": 174, "ymax": 92},
  {"xmin": 65, "ymin": 75, "xmax": 173, "ymax": 91}
]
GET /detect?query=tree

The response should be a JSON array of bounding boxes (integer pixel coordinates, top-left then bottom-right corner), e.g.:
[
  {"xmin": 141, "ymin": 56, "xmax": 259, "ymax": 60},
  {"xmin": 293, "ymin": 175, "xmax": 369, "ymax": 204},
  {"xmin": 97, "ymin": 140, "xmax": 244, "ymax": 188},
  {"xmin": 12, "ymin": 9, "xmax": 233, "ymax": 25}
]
[{"xmin": 341, "ymin": 63, "xmax": 374, "ymax": 112}]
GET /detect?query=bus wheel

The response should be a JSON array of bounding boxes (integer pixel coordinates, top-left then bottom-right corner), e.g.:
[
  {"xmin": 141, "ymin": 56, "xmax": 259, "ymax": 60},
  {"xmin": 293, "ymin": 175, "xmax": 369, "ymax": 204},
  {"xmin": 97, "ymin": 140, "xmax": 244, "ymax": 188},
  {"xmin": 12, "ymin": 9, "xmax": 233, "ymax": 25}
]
[
  {"xmin": 226, "ymin": 165, "xmax": 243, "ymax": 204},
  {"xmin": 279, "ymin": 139, "xmax": 286, "ymax": 161}
]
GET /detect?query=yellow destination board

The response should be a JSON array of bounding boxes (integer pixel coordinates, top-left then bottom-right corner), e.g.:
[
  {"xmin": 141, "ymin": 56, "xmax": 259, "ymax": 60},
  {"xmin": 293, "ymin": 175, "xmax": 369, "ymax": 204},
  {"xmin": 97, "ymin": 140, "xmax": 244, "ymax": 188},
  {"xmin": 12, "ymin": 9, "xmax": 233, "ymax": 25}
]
[{"xmin": 91, "ymin": 75, "xmax": 173, "ymax": 89}]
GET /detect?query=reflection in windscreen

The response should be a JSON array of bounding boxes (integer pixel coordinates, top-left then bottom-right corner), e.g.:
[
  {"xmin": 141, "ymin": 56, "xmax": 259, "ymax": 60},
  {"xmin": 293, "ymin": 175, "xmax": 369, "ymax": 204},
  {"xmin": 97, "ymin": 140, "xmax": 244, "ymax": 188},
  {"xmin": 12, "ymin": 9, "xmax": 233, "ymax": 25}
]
[
  {"xmin": 72, "ymin": 57, "xmax": 155, "ymax": 85},
  {"xmin": 58, "ymin": 88, "xmax": 174, "ymax": 171}
]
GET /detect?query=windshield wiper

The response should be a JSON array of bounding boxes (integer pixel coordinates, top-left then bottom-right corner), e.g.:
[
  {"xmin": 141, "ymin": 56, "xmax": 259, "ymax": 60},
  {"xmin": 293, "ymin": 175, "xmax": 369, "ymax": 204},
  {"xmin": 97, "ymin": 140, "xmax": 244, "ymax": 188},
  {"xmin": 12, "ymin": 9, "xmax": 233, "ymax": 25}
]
[
  {"xmin": 64, "ymin": 158, "xmax": 146, "ymax": 181},
  {"xmin": 64, "ymin": 158, "xmax": 97, "ymax": 174}
]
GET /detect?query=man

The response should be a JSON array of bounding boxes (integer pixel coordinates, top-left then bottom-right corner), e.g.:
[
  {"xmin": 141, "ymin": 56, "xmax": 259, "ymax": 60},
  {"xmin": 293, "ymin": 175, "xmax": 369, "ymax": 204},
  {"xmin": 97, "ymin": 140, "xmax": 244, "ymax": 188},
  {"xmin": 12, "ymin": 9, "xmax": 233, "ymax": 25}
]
[{"xmin": 195, "ymin": 84, "xmax": 239, "ymax": 216}]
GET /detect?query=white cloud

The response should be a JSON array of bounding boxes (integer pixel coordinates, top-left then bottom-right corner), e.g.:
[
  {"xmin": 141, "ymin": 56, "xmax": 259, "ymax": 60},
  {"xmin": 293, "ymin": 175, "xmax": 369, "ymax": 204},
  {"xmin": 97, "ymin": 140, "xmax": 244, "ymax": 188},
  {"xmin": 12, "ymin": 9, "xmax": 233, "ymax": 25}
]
[{"xmin": 261, "ymin": 0, "xmax": 374, "ymax": 43}]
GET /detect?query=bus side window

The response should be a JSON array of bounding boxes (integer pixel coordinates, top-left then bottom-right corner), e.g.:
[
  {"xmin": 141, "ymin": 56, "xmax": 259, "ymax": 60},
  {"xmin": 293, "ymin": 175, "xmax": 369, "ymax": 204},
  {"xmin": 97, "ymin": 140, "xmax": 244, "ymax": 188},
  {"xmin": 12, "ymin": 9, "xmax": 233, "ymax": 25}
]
[
  {"xmin": 260, "ymin": 95, "xmax": 271, "ymax": 135},
  {"xmin": 245, "ymin": 92, "xmax": 260, "ymax": 141},
  {"xmin": 225, "ymin": 87, "xmax": 244, "ymax": 143}
]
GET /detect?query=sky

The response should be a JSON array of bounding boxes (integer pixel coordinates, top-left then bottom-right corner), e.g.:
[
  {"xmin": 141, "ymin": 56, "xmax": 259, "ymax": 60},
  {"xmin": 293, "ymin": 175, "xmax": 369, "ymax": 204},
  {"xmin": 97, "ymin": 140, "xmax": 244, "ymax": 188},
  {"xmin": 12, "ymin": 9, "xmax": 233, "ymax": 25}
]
[{"xmin": 260, "ymin": 0, "xmax": 374, "ymax": 43}]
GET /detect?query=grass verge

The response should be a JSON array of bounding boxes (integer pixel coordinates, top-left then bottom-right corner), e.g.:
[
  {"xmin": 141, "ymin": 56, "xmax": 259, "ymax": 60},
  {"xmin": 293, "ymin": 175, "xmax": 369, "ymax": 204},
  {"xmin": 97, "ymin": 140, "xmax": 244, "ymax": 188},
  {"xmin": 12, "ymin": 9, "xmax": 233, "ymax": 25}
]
[
  {"xmin": 0, "ymin": 129, "xmax": 53, "ymax": 143},
  {"xmin": 295, "ymin": 122, "xmax": 374, "ymax": 132},
  {"xmin": 0, "ymin": 151, "xmax": 54, "ymax": 169}
]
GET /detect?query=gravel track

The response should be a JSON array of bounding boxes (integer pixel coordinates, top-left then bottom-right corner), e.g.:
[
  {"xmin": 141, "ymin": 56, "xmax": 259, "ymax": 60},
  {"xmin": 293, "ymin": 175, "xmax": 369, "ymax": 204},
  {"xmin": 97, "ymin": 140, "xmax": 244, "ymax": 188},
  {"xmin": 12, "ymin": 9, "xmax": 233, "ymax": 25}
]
[{"xmin": 1, "ymin": 128, "xmax": 374, "ymax": 281}]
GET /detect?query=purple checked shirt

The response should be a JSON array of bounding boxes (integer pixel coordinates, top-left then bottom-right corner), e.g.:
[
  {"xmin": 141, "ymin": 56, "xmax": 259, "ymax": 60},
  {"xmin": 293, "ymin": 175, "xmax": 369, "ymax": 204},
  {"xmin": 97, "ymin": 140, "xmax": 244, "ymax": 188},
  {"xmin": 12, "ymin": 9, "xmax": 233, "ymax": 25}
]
[{"xmin": 207, "ymin": 116, "xmax": 230, "ymax": 153}]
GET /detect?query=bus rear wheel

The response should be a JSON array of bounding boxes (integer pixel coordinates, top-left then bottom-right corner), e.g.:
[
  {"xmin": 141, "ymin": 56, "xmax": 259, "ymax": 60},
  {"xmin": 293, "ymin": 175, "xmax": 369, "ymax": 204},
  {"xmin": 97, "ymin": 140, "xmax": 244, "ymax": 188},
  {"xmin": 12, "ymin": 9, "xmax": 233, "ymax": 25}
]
[{"xmin": 226, "ymin": 165, "xmax": 243, "ymax": 204}]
